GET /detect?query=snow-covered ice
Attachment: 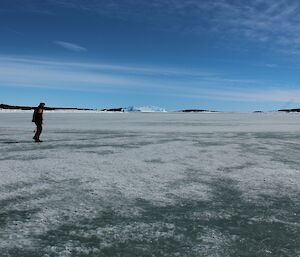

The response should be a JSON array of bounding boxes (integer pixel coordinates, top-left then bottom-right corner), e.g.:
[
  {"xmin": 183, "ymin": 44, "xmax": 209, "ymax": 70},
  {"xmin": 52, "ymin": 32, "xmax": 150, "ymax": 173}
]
[{"xmin": 0, "ymin": 112, "xmax": 299, "ymax": 257}]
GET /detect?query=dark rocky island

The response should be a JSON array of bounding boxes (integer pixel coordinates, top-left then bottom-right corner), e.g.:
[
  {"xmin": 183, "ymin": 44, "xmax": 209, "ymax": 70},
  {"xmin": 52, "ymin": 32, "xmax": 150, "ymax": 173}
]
[
  {"xmin": 101, "ymin": 108, "xmax": 124, "ymax": 112},
  {"xmin": 0, "ymin": 104, "xmax": 95, "ymax": 111},
  {"xmin": 278, "ymin": 108, "xmax": 300, "ymax": 113}
]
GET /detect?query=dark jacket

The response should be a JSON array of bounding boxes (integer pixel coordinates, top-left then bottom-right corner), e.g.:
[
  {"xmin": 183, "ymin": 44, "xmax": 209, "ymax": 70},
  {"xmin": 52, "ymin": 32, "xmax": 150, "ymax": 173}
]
[{"xmin": 32, "ymin": 108, "xmax": 43, "ymax": 124}]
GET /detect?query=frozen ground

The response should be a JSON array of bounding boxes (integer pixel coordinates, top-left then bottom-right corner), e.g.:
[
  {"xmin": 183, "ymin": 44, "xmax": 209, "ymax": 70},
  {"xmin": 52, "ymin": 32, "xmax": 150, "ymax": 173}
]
[{"xmin": 0, "ymin": 112, "xmax": 299, "ymax": 257}]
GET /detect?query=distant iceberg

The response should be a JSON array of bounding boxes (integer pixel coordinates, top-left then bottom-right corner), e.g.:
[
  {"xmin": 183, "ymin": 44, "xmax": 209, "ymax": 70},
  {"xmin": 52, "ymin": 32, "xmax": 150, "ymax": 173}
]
[{"xmin": 124, "ymin": 106, "xmax": 167, "ymax": 113}]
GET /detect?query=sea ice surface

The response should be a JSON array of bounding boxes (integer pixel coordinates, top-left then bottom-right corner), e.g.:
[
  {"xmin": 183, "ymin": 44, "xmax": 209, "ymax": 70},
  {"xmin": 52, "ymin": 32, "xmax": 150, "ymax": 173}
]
[{"xmin": 0, "ymin": 112, "xmax": 299, "ymax": 257}]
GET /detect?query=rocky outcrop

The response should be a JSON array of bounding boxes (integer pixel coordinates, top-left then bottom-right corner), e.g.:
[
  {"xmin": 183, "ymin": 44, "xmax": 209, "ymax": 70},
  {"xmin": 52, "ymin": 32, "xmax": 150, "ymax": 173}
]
[
  {"xmin": 0, "ymin": 104, "xmax": 94, "ymax": 111},
  {"xmin": 278, "ymin": 109, "xmax": 300, "ymax": 113},
  {"xmin": 101, "ymin": 108, "xmax": 124, "ymax": 112}
]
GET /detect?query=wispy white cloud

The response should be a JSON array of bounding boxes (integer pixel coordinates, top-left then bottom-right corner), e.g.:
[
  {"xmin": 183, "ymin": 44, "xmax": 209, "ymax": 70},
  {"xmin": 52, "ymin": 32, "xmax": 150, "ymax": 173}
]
[
  {"xmin": 1, "ymin": 27, "xmax": 24, "ymax": 36},
  {"xmin": 6, "ymin": 1, "xmax": 300, "ymax": 54},
  {"xmin": 0, "ymin": 55, "xmax": 299, "ymax": 104},
  {"xmin": 265, "ymin": 64, "xmax": 278, "ymax": 68},
  {"xmin": 54, "ymin": 41, "xmax": 87, "ymax": 52},
  {"xmin": 182, "ymin": 89, "xmax": 300, "ymax": 104},
  {"xmin": 0, "ymin": 56, "xmax": 213, "ymax": 78},
  {"xmin": 46, "ymin": 0, "xmax": 300, "ymax": 55},
  {"xmin": 0, "ymin": 56, "xmax": 212, "ymax": 94}
]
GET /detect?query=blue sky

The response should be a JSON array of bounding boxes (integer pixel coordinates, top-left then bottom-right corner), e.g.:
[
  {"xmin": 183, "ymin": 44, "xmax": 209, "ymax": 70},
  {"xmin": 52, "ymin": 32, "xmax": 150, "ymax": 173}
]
[{"xmin": 1, "ymin": 0, "xmax": 300, "ymax": 111}]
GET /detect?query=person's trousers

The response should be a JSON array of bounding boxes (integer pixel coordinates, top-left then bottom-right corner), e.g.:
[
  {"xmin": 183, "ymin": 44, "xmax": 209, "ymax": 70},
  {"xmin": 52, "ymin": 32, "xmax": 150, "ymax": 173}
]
[{"xmin": 34, "ymin": 122, "xmax": 43, "ymax": 140}]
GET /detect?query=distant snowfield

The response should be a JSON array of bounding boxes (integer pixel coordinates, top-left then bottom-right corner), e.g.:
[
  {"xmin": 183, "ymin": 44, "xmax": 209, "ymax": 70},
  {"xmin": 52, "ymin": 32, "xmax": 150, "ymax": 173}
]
[{"xmin": 0, "ymin": 112, "xmax": 299, "ymax": 257}]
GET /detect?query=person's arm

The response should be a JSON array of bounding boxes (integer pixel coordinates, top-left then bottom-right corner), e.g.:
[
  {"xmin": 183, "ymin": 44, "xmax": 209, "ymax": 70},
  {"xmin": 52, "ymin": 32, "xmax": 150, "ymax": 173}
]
[{"xmin": 32, "ymin": 109, "xmax": 37, "ymax": 122}]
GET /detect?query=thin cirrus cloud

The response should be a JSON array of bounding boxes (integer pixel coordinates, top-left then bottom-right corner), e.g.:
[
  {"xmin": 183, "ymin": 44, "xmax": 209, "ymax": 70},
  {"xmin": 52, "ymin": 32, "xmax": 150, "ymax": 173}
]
[
  {"xmin": 0, "ymin": 56, "xmax": 218, "ymax": 93},
  {"xmin": 46, "ymin": 0, "xmax": 300, "ymax": 54},
  {"xmin": 54, "ymin": 41, "xmax": 87, "ymax": 52},
  {"xmin": 180, "ymin": 88, "xmax": 300, "ymax": 104},
  {"xmin": 1, "ymin": 56, "xmax": 300, "ymax": 103},
  {"xmin": 6, "ymin": 0, "xmax": 300, "ymax": 54},
  {"xmin": 0, "ymin": 56, "xmax": 214, "ymax": 78}
]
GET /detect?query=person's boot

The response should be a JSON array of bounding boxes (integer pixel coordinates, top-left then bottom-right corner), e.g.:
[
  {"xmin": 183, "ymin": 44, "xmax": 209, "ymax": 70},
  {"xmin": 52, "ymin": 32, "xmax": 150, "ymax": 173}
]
[{"xmin": 35, "ymin": 139, "xmax": 43, "ymax": 143}]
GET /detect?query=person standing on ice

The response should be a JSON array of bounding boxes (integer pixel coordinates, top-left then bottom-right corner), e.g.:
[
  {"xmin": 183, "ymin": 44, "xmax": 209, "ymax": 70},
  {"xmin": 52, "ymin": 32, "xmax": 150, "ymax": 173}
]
[{"xmin": 32, "ymin": 102, "xmax": 45, "ymax": 142}]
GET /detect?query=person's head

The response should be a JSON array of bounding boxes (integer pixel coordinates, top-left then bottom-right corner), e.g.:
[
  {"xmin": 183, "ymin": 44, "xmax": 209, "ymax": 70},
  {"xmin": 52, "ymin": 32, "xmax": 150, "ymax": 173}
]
[{"xmin": 38, "ymin": 102, "xmax": 45, "ymax": 108}]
